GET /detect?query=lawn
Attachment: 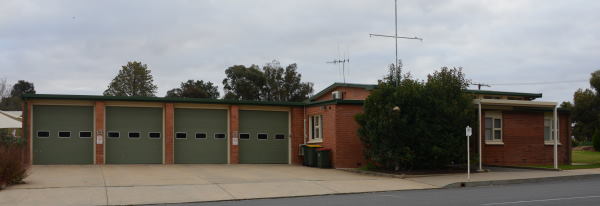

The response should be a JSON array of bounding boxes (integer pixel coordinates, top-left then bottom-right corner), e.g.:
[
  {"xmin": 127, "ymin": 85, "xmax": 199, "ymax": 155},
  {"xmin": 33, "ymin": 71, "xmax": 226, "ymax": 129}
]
[{"xmin": 533, "ymin": 150, "xmax": 600, "ymax": 170}]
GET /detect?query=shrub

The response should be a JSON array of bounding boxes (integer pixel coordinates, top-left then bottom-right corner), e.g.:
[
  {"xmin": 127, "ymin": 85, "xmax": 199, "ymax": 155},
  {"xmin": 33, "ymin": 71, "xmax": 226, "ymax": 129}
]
[
  {"xmin": 0, "ymin": 134, "xmax": 29, "ymax": 188},
  {"xmin": 356, "ymin": 67, "xmax": 475, "ymax": 170},
  {"xmin": 593, "ymin": 131, "xmax": 600, "ymax": 152}
]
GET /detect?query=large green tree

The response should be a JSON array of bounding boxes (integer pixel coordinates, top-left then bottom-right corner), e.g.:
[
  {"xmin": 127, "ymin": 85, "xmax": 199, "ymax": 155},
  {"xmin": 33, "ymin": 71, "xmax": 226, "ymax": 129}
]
[
  {"xmin": 166, "ymin": 80, "xmax": 219, "ymax": 99},
  {"xmin": 571, "ymin": 70, "xmax": 600, "ymax": 141},
  {"xmin": 356, "ymin": 67, "xmax": 475, "ymax": 170},
  {"xmin": 0, "ymin": 80, "xmax": 36, "ymax": 111},
  {"xmin": 103, "ymin": 61, "xmax": 158, "ymax": 97},
  {"xmin": 222, "ymin": 60, "xmax": 313, "ymax": 102}
]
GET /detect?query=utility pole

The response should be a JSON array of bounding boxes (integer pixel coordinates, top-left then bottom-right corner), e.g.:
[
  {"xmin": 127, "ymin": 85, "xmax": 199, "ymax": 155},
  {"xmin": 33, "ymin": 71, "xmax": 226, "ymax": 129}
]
[
  {"xmin": 369, "ymin": 0, "xmax": 422, "ymax": 75},
  {"xmin": 326, "ymin": 58, "xmax": 350, "ymax": 84}
]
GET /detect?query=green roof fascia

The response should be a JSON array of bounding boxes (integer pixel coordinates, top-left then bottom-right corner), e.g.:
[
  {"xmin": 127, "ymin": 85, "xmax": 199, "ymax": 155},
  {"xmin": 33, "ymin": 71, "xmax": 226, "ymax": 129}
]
[
  {"xmin": 309, "ymin": 82, "xmax": 377, "ymax": 101},
  {"xmin": 465, "ymin": 89, "xmax": 542, "ymax": 99},
  {"xmin": 306, "ymin": 99, "xmax": 365, "ymax": 106},
  {"xmin": 22, "ymin": 94, "xmax": 305, "ymax": 107}
]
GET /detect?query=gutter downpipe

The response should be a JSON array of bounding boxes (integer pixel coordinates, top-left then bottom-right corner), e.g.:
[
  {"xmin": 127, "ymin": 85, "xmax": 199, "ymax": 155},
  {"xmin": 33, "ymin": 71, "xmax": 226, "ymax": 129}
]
[
  {"xmin": 303, "ymin": 105, "xmax": 307, "ymax": 145},
  {"xmin": 554, "ymin": 105, "xmax": 559, "ymax": 170},
  {"xmin": 478, "ymin": 99, "xmax": 483, "ymax": 171}
]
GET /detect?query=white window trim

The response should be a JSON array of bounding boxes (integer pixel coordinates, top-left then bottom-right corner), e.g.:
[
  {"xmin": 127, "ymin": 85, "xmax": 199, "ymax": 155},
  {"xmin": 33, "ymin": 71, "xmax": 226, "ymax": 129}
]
[
  {"xmin": 239, "ymin": 132, "xmax": 250, "ymax": 140},
  {"xmin": 214, "ymin": 133, "xmax": 226, "ymax": 139},
  {"xmin": 107, "ymin": 131, "xmax": 120, "ymax": 138},
  {"xmin": 257, "ymin": 133, "xmax": 268, "ymax": 140},
  {"xmin": 148, "ymin": 132, "xmax": 161, "ymax": 139},
  {"xmin": 37, "ymin": 130, "xmax": 50, "ymax": 138},
  {"xmin": 79, "ymin": 131, "xmax": 92, "ymax": 138},
  {"xmin": 175, "ymin": 132, "xmax": 187, "ymax": 139},
  {"xmin": 195, "ymin": 132, "xmax": 207, "ymax": 139},
  {"xmin": 544, "ymin": 113, "xmax": 560, "ymax": 145},
  {"xmin": 57, "ymin": 131, "xmax": 71, "ymax": 138},
  {"xmin": 484, "ymin": 112, "xmax": 503, "ymax": 144},
  {"xmin": 128, "ymin": 131, "xmax": 141, "ymax": 139},
  {"xmin": 308, "ymin": 115, "xmax": 323, "ymax": 143}
]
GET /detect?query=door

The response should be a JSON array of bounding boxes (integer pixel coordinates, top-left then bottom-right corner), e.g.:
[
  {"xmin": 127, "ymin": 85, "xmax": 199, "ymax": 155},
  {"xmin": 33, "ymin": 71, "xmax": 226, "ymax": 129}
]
[
  {"xmin": 174, "ymin": 108, "xmax": 228, "ymax": 164},
  {"xmin": 239, "ymin": 110, "xmax": 289, "ymax": 164}
]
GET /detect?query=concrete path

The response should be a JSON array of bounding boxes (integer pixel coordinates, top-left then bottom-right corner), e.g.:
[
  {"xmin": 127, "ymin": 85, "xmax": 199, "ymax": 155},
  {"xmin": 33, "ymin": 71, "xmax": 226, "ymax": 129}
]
[{"xmin": 0, "ymin": 165, "xmax": 434, "ymax": 206}]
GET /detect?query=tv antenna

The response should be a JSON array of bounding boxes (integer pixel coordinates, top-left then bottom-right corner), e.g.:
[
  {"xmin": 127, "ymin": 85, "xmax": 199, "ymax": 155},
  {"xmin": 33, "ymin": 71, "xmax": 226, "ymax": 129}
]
[
  {"xmin": 327, "ymin": 58, "xmax": 349, "ymax": 84},
  {"xmin": 369, "ymin": 0, "xmax": 423, "ymax": 75},
  {"xmin": 471, "ymin": 83, "xmax": 491, "ymax": 90}
]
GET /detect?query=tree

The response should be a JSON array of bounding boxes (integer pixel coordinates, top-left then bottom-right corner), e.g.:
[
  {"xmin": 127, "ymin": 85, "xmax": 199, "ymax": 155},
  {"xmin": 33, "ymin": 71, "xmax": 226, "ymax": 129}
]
[
  {"xmin": 571, "ymin": 70, "xmax": 600, "ymax": 142},
  {"xmin": 356, "ymin": 67, "xmax": 475, "ymax": 170},
  {"xmin": 222, "ymin": 65, "xmax": 265, "ymax": 101},
  {"xmin": 166, "ymin": 80, "xmax": 219, "ymax": 99},
  {"xmin": 261, "ymin": 60, "xmax": 313, "ymax": 102},
  {"xmin": 0, "ymin": 80, "xmax": 36, "ymax": 111},
  {"xmin": 103, "ymin": 61, "xmax": 158, "ymax": 97},
  {"xmin": 222, "ymin": 60, "xmax": 313, "ymax": 102}
]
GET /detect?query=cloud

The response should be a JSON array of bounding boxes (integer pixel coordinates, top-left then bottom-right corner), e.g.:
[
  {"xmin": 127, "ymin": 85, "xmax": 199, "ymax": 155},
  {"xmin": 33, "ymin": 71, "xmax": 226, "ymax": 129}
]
[{"xmin": 1, "ymin": 0, "xmax": 598, "ymax": 102}]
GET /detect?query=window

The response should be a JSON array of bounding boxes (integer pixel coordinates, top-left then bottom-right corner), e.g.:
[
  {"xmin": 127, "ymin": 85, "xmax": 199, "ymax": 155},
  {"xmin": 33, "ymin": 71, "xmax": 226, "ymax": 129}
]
[
  {"xmin": 544, "ymin": 113, "xmax": 558, "ymax": 142},
  {"xmin": 128, "ymin": 132, "xmax": 140, "ymax": 138},
  {"xmin": 79, "ymin": 131, "xmax": 92, "ymax": 138},
  {"xmin": 257, "ymin": 133, "xmax": 268, "ymax": 140},
  {"xmin": 239, "ymin": 133, "xmax": 250, "ymax": 140},
  {"xmin": 309, "ymin": 115, "xmax": 323, "ymax": 142},
  {"xmin": 275, "ymin": 134, "xmax": 285, "ymax": 140},
  {"xmin": 148, "ymin": 132, "xmax": 161, "ymax": 139},
  {"xmin": 214, "ymin": 133, "xmax": 226, "ymax": 139},
  {"xmin": 58, "ymin": 131, "xmax": 71, "ymax": 138},
  {"xmin": 195, "ymin": 133, "xmax": 207, "ymax": 139},
  {"xmin": 107, "ymin": 131, "xmax": 120, "ymax": 138},
  {"xmin": 176, "ymin": 132, "xmax": 187, "ymax": 139},
  {"xmin": 37, "ymin": 131, "xmax": 50, "ymax": 138},
  {"xmin": 485, "ymin": 112, "xmax": 502, "ymax": 142}
]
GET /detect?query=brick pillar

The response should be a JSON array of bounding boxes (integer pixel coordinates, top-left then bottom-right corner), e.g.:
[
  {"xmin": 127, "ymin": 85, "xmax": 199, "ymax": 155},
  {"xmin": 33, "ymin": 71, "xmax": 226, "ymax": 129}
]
[
  {"xmin": 94, "ymin": 101, "xmax": 105, "ymax": 164},
  {"xmin": 164, "ymin": 103, "xmax": 174, "ymax": 164},
  {"xmin": 23, "ymin": 101, "xmax": 32, "ymax": 165},
  {"xmin": 229, "ymin": 105, "xmax": 240, "ymax": 164},
  {"xmin": 290, "ymin": 107, "xmax": 304, "ymax": 165}
]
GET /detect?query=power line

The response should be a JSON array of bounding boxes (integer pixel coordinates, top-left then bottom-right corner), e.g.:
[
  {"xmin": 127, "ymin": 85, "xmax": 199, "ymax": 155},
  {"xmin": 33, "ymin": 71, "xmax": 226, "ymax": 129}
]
[{"xmin": 487, "ymin": 79, "xmax": 587, "ymax": 86}]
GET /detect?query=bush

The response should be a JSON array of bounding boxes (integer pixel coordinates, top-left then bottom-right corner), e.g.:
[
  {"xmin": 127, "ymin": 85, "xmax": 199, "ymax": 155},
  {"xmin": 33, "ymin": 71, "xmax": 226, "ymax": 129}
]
[
  {"xmin": 356, "ymin": 67, "xmax": 475, "ymax": 170},
  {"xmin": 593, "ymin": 131, "xmax": 600, "ymax": 152},
  {"xmin": 0, "ymin": 134, "xmax": 29, "ymax": 188}
]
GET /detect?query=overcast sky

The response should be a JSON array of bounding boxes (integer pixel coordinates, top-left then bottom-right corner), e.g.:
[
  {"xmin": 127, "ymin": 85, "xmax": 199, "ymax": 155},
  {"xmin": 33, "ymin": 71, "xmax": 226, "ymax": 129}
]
[{"xmin": 1, "ymin": 0, "xmax": 598, "ymax": 102}]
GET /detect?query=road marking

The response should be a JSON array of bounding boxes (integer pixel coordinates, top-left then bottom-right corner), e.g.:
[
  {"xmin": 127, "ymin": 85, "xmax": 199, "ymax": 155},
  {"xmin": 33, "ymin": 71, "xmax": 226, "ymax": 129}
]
[{"xmin": 481, "ymin": 195, "xmax": 600, "ymax": 205}]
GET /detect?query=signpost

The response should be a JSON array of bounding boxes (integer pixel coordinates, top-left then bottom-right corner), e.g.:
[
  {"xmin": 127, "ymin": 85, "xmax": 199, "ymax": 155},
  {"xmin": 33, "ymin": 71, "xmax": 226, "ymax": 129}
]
[{"xmin": 466, "ymin": 126, "xmax": 472, "ymax": 180}]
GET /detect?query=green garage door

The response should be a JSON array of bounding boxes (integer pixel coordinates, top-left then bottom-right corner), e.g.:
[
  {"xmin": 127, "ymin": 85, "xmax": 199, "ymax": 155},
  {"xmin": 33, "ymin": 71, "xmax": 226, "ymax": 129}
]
[
  {"xmin": 239, "ymin": 110, "xmax": 289, "ymax": 164},
  {"xmin": 33, "ymin": 105, "xmax": 94, "ymax": 164},
  {"xmin": 174, "ymin": 108, "xmax": 228, "ymax": 164},
  {"xmin": 106, "ymin": 106, "xmax": 163, "ymax": 164}
]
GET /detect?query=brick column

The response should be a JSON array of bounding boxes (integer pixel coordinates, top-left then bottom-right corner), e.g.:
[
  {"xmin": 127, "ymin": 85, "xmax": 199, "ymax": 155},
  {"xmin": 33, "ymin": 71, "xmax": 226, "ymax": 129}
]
[
  {"xmin": 229, "ymin": 105, "xmax": 239, "ymax": 164},
  {"xmin": 23, "ymin": 101, "xmax": 32, "ymax": 165},
  {"xmin": 164, "ymin": 103, "xmax": 174, "ymax": 164},
  {"xmin": 290, "ymin": 107, "xmax": 305, "ymax": 165},
  {"xmin": 94, "ymin": 101, "xmax": 105, "ymax": 164}
]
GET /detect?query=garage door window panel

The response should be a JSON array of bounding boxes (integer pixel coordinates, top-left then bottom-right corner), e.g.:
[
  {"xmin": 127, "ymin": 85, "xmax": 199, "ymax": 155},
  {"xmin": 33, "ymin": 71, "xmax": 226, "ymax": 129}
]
[
  {"xmin": 257, "ymin": 133, "xmax": 268, "ymax": 140},
  {"xmin": 37, "ymin": 131, "xmax": 50, "ymax": 138},
  {"xmin": 107, "ymin": 131, "xmax": 120, "ymax": 138},
  {"xmin": 195, "ymin": 132, "xmax": 207, "ymax": 139},
  {"xmin": 214, "ymin": 133, "xmax": 226, "ymax": 139},
  {"xmin": 79, "ymin": 131, "xmax": 92, "ymax": 138},
  {"xmin": 128, "ymin": 132, "xmax": 141, "ymax": 139},
  {"xmin": 275, "ymin": 134, "xmax": 286, "ymax": 140},
  {"xmin": 176, "ymin": 132, "xmax": 187, "ymax": 139},
  {"xmin": 58, "ymin": 131, "xmax": 71, "ymax": 138},
  {"xmin": 148, "ymin": 132, "xmax": 161, "ymax": 139}
]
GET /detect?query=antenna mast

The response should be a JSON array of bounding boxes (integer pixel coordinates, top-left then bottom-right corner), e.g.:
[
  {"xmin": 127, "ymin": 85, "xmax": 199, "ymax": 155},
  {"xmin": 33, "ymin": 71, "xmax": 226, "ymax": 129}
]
[{"xmin": 326, "ymin": 58, "xmax": 350, "ymax": 84}]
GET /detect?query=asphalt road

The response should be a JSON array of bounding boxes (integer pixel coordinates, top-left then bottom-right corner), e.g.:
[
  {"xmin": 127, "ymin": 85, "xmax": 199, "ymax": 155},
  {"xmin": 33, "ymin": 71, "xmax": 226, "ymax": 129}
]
[{"xmin": 158, "ymin": 176, "xmax": 600, "ymax": 206}]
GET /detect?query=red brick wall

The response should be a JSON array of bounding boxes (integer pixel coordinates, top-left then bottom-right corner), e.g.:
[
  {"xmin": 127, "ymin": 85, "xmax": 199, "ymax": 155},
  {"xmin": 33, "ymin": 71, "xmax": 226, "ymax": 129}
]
[
  {"xmin": 229, "ymin": 105, "xmax": 239, "ymax": 164},
  {"xmin": 164, "ymin": 103, "xmax": 174, "ymax": 164},
  {"xmin": 305, "ymin": 105, "xmax": 338, "ymax": 165},
  {"xmin": 94, "ymin": 101, "xmax": 105, "ymax": 164},
  {"xmin": 481, "ymin": 111, "xmax": 570, "ymax": 166},
  {"xmin": 313, "ymin": 87, "xmax": 371, "ymax": 102},
  {"xmin": 334, "ymin": 104, "xmax": 367, "ymax": 168},
  {"xmin": 290, "ymin": 107, "xmax": 305, "ymax": 164}
]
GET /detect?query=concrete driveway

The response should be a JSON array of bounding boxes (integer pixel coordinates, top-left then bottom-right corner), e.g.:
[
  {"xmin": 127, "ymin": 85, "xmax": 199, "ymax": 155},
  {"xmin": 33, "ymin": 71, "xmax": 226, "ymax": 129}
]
[{"xmin": 0, "ymin": 165, "xmax": 434, "ymax": 206}]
